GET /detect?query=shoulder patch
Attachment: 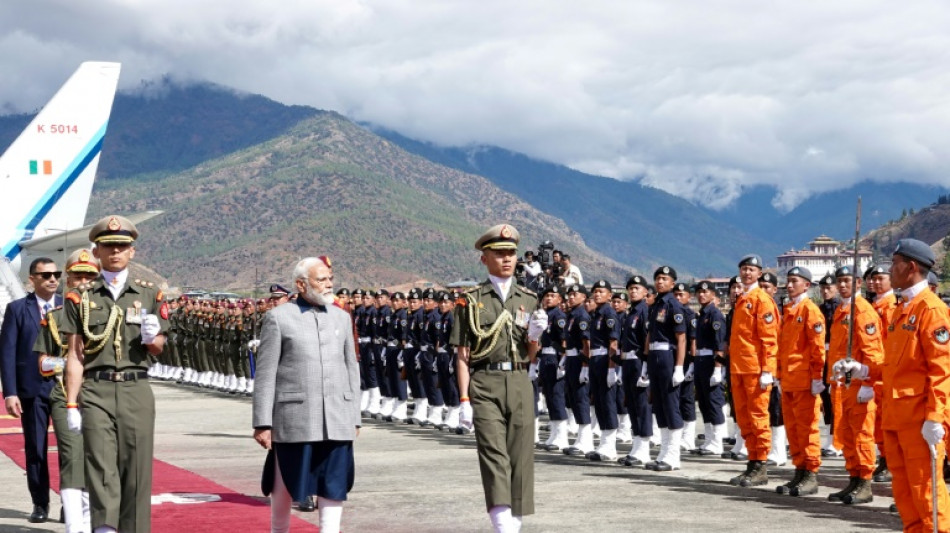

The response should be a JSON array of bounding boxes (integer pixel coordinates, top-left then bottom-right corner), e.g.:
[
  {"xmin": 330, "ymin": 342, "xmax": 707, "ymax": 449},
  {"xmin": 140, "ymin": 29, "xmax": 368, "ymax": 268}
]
[
  {"xmin": 156, "ymin": 290, "xmax": 164, "ymax": 302},
  {"xmin": 763, "ymin": 312, "xmax": 774, "ymax": 324},
  {"xmin": 160, "ymin": 302, "xmax": 170, "ymax": 320},
  {"xmin": 606, "ymin": 318, "xmax": 616, "ymax": 328},
  {"xmin": 579, "ymin": 321, "xmax": 589, "ymax": 331},
  {"xmin": 674, "ymin": 313, "xmax": 684, "ymax": 324},
  {"xmin": 66, "ymin": 292, "xmax": 81, "ymax": 305},
  {"xmin": 557, "ymin": 319, "xmax": 566, "ymax": 328},
  {"xmin": 935, "ymin": 327, "xmax": 949, "ymax": 345},
  {"xmin": 814, "ymin": 323, "xmax": 823, "ymax": 334},
  {"xmin": 712, "ymin": 322, "xmax": 721, "ymax": 330},
  {"xmin": 865, "ymin": 323, "xmax": 876, "ymax": 335}
]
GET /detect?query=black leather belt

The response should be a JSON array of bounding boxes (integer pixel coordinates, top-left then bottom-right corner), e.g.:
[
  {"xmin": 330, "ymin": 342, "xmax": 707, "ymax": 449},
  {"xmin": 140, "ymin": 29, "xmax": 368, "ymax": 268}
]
[
  {"xmin": 474, "ymin": 361, "xmax": 527, "ymax": 372},
  {"xmin": 86, "ymin": 371, "xmax": 149, "ymax": 382}
]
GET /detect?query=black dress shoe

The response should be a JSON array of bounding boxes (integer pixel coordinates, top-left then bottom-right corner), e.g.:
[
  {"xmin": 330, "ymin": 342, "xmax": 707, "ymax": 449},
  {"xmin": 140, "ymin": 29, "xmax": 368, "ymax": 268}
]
[
  {"xmin": 28, "ymin": 505, "xmax": 48, "ymax": 523},
  {"xmin": 297, "ymin": 496, "xmax": 316, "ymax": 512}
]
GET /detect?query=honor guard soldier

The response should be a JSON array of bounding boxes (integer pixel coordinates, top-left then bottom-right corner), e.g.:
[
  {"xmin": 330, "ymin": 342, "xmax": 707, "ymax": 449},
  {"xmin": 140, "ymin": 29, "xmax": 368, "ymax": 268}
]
[
  {"xmin": 867, "ymin": 263, "xmax": 897, "ymax": 483},
  {"xmin": 723, "ymin": 275, "xmax": 749, "ymax": 459},
  {"xmin": 386, "ymin": 292, "xmax": 409, "ymax": 422},
  {"xmin": 434, "ymin": 292, "xmax": 460, "ymax": 430},
  {"xmin": 587, "ymin": 280, "xmax": 622, "ymax": 461},
  {"xmin": 691, "ymin": 280, "xmax": 728, "ymax": 456},
  {"xmin": 610, "ymin": 292, "xmax": 633, "ymax": 443},
  {"xmin": 421, "ymin": 288, "xmax": 446, "ymax": 426},
  {"xmin": 827, "ymin": 264, "xmax": 884, "ymax": 505},
  {"xmin": 375, "ymin": 290, "xmax": 396, "ymax": 419},
  {"xmin": 645, "ymin": 266, "xmax": 688, "ymax": 471},
  {"xmin": 619, "ymin": 275, "xmax": 653, "ymax": 466},
  {"xmin": 450, "ymin": 224, "xmax": 545, "ymax": 532},
  {"xmin": 34, "ymin": 249, "xmax": 100, "ymax": 532},
  {"xmin": 364, "ymin": 291, "xmax": 383, "ymax": 416},
  {"xmin": 563, "ymin": 284, "xmax": 594, "ymax": 456},
  {"xmin": 883, "ymin": 239, "xmax": 950, "ymax": 531},
  {"xmin": 61, "ymin": 215, "xmax": 169, "ymax": 533},
  {"xmin": 538, "ymin": 285, "xmax": 570, "ymax": 451},
  {"xmin": 728, "ymin": 254, "xmax": 779, "ymax": 487},
  {"xmin": 774, "ymin": 267, "xmax": 826, "ymax": 497},
  {"xmin": 673, "ymin": 282, "xmax": 699, "ymax": 452},
  {"xmin": 758, "ymin": 272, "xmax": 788, "ymax": 467},
  {"xmin": 818, "ymin": 273, "xmax": 843, "ymax": 457},
  {"xmin": 352, "ymin": 288, "xmax": 373, "ymax": 413}
]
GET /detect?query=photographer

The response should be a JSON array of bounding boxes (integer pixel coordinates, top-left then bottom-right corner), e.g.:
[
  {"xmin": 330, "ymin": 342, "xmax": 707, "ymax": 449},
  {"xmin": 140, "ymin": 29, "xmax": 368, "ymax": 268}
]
[
  {"xmin": 523, "ymin": 251, "xmax": 542, "ymax": 288},
  {"xmin": 560, "ymin": 254, "xmax": 584, "ymax": 286}
]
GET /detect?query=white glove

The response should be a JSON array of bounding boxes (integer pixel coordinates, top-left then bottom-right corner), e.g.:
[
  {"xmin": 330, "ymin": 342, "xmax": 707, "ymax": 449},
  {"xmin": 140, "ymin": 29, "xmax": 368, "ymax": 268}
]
[
  {"xmin": 556, "ymin": 358, "xmax": 566, "ymax": 380},
  {"xmin": 448, "ymin": 360, "xmax": 455, "ymax": 375},
  {"xmin": 579, "ymin": 366, "xmax": 589, "ymax": 384},
  {"xmin": 66, "ymin": 407, "xmax": 82, "ymax": 434},
  {"xmin": 247, "ymin": 339, "xmax": 261, "ymax": 350},
  {"xmin": 527, "ymin": 310, "xmax": 548, "ymax": 342},
  {"xmin": 811, "ymin": 379, "xmax": 826, "ymax": 396},
  {"xmin": 759, "ymin": 371, "xmax": 774, "ymax": 390},
  {"xmin": 922, "ymin": 420, "xmax": 946, "ymax": 446},
  {"xmin": 833, "ymin": 359, "xmax": 869, "ymax": 380},
  {"xmin": 460, "ymin": 400, "xmax": 474, "ymax": 431},
  {"xmin": 857, "ymin": 385, "xmax": 874, "ymax": 403},
  {"xmin": 528, "ymin": 362, "xmax": 539, "ymax": 381},
  {"xmin": 414, "ymin": 353, "xmax": 422, "ymax": 370},
  {"xmin": 637, "ymin": 363, "xmax": 650, "ymax": 388},
  {"xmin": 141, "ymin": 314, "xmax": 161, "ymax": 344},
  {"xmin": 397, "ymin": 352, "xmax": 404, "ymax": 369},
  {"xmin": 40, "ymin": 356, "xmax": 65, "ymax": 376},
  {"xmin": 672, "ymin": 365, "xmax": 685, "ymax": 386},
  {"xmin": 684, "ymin": 363, "xmax": 694, "ymax": 382},
  {"xmin": 710, "ymin": 367, "xmax": 723, "ymax": 386},
  {"xmin": 607, "ymin": 367, "xmax": 619, "ymax": 388}
]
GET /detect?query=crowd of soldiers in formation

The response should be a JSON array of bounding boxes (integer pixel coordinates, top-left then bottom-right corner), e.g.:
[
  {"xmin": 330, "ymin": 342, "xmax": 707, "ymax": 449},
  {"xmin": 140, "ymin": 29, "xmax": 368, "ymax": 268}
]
[{"xmin": 145, "ymin": 267, "xmax": 949, "ymax": 513}]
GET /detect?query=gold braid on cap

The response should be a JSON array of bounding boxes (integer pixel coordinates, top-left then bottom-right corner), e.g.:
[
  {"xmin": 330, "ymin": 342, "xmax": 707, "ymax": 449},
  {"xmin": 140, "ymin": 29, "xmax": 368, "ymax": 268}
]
[
  {"xmin": 463, "ymin": 291, "xmax": 513, "ymax": 363},
  {"xmin": 79, "ymin": 291, "xmax": 124, "ymax": 357}
]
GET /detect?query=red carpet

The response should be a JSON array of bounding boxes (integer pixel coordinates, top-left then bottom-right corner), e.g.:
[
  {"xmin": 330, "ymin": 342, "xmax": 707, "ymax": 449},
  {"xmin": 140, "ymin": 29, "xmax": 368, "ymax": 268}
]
[{"xmin": 0, "ymin": 415, "xmax": 320, "ymax": 532}]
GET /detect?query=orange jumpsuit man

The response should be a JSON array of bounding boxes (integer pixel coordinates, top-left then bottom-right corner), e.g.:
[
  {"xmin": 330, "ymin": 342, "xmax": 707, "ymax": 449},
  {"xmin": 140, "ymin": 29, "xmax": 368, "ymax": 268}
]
[
  {"xmin": 884, "ymin": 239, "xmax": 950, "ymax": 533},
  {"xmin": 728, "ymin": 254, "xmax": 779, "ymax": 487},
  {"xmin": 775, "ymin": 266, "xmax": 826, "ymax": 497},
  {"xmin": 828, "ymin": 265, "xmax": 885, "ymax": 505},
  {"xmin": 868, "ymin": 264, "xmax": 897, "ymax": 483}
]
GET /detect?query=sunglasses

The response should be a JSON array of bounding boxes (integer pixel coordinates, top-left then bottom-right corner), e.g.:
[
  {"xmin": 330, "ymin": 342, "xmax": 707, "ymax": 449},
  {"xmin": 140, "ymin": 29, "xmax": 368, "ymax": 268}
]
[{"xmin": 32, "ymin": 271, "xmax": 62, "ymax": 280}]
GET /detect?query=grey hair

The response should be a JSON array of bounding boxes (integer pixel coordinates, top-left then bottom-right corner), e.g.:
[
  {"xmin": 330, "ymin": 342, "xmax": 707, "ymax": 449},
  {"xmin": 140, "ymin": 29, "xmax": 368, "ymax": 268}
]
[{"xmin": 292, "ymin": 257, "xmax": 325, "ymax": 285}]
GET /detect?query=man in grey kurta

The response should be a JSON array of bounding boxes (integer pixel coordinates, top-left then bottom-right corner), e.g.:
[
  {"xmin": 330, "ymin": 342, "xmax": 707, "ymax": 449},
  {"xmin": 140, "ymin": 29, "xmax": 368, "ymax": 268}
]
[{"xmin": 252, "ymin": 256, "xmax": 360, "ymax": 533}]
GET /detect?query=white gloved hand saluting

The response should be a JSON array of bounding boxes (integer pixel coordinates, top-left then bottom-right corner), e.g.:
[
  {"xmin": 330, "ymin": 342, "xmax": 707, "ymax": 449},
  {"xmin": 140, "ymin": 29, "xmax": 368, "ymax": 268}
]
[
  {"xmin": 460, "ymin": 400, "xmax": 474, "ymax": 431},
  {"xmin": 811, "ymin": 379, "xmax": 826, "ymax": 396},
  {"xmin": 710, "ymin": 366, "xmax": 723, "ymax": 386},
  {"xmin": 672, "ymin": 365, "xmax": 685, "ymax": 386},
  {"xmin": 759, "ymin": 371, "xmax": 774, "ymax": 390},
  {"xmin": 66, "ymin": 407, "xmax": 82, "ymax": 434},
  {"xmin": 922, "ymin": 420, "xmax": 946, "ymax": 446},
  {"xmin": 141, "ymin": 314, "xmax": 161, "ymax": 345},
  {"xmin": 528, "ymin": 362, "xmax": 539, "ymax": 381},
  {"xmin": 527, "ymin": 310, "xmax": 548, "ymax": 342}
]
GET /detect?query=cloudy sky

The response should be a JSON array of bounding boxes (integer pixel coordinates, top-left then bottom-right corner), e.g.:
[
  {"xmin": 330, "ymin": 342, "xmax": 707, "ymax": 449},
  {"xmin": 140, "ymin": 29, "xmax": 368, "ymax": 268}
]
[{"xmin": 3, "ymin": 1, "xmax": 950, "ymax": 210}]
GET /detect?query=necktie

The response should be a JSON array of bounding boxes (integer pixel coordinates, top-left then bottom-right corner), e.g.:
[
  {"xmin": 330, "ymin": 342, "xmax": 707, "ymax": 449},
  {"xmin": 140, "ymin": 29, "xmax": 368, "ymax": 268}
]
[{"xmin": 42, "ymin": 303, "xmax": 51, "ymax": 319}]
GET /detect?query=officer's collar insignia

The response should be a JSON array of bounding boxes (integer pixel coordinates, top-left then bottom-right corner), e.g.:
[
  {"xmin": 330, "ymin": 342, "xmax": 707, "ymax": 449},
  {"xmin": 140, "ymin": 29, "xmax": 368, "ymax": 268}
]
[
  {"xmin": 909, "ymin": 315, "xmax": 917, "ymax": 324},
  {"xmin": 935, "ymin": 327, "xmax": 950, "ymax": 345},
  {"xmin": 764, "ymin": 312, "xmax": 774, "ymax": 324},
  {"xmin": 107, "ymin": 216, "xmax": 121, "ymax": 231},
  {"xmin": 865, "ymin": 324, "xmax": 876, "ymax": 335}
]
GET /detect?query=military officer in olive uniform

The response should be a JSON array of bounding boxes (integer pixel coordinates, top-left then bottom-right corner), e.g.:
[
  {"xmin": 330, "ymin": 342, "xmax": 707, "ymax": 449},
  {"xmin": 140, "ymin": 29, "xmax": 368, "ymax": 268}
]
[
  {"xmin": 451, "ymin": 224, "xmax": 547, "ymax": 533},
  {"xmin": 61, "ymin": 215, "xmax": 169, "ymax": 533}
]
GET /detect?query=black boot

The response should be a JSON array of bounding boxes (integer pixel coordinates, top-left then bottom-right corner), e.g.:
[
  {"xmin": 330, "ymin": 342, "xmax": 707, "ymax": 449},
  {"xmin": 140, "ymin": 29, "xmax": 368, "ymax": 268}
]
[
  {"xmin": 776, "ymin": 469, "xmax": 806, "ymax": 495},
  {"xmin": 828, "ymin": 477, "xmax": 860, "ymax": 502},
  {"xmin": 790, "ymin": 470, "xmax": 819, "ymax": 496},
  {"xmin": 740, "ymin": 461, "xmax": 768, "ymax": 487},
  {"xmin": 872, "ymin": 457, "xmax": 891, "ymax": 483},
  {"xmin": 842, "ymin": 478, "xmax": 873, "ymax": 505}
]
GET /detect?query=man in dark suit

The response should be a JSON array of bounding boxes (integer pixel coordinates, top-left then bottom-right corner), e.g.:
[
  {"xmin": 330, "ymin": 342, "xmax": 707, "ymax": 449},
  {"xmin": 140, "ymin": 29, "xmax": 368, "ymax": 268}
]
[{"xmin": 0, "ymin": 257, "xmax": 63, "ymax": 523}]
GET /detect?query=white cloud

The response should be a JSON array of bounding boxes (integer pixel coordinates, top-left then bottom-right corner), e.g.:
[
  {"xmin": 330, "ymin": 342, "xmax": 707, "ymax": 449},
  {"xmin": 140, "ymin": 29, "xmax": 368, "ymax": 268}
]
[{"xmin": 3, "ymin": 0, "xmax": 950, "ymax": 209}]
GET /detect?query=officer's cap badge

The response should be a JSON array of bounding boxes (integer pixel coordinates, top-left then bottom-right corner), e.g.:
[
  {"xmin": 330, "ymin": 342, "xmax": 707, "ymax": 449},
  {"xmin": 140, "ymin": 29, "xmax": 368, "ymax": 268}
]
[
  {"xmin": 500, "ymin": 225, "xmax": 512, "ymax": 239},
  {"xmin": 107, "ymin": 216, "xmax": 121, "ymax": 231}
]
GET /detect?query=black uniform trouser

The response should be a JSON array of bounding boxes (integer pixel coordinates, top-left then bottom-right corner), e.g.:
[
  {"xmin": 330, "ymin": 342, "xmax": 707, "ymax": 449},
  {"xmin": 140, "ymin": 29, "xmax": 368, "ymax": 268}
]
[
  {"xmin": 589, "ymin": 354, "xmax": 619, "ymax": 430},
  {"xmin": 403, "ymin": 347, "xmax": 425, "ymax": 400},
  {"xmin": 20, "ymin": 394, "xmax": 52, "ymax": 507},
  {"xmin": 648, "ymin": 348, "xmax": 683, "ymax": 430},
  {"xmin": 359, "ymin": 341, "xmax": 376, "ymax": 389},
  {"xmin": 420, "ymin": 349, "xmax": 444, "ymax": 406},
  {"xmin": 385, "ymin": 347, "xmax": 408, "ymax": 401},
  {"xmin": 564, "ymin": 356, "xmax": 591, "ymax": 424},
  {"xmin": 820, "ymin": 360, "xmax": 834, "ymax": 426},
  {"xmin": 539, "ymin": 352, "xmax": 568, "ymax": 421},
  {"xmin": 374, "ymin": 344, "xmax": 390, "ymax": 397},
  {"xmin": 694, "ymin": 356, "xmax": 726, "ymax": 425},
  {"xmin": 621, "ymin": 358, "xmax": 653, "ymax": 436},
  {"xmin": 437, "ymin": 349, "xmax": 460, "ymax": 407},
  {"xmin": 768, "ymin": 385, "xmax": 784, "ymax": 427}
]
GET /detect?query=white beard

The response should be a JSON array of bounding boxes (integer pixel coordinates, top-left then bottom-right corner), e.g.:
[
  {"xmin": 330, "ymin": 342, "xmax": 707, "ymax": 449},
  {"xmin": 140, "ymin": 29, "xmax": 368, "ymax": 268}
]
[{"xmin": 305, "ymin": 286, "xmax": 334, "ymax": 307}]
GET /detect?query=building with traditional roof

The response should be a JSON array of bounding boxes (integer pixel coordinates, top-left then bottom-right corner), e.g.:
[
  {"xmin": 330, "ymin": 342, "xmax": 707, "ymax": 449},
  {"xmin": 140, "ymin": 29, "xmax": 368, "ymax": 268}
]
[{"xmin": 776, "ymin": 235, "xmax": 873, "ymax": 281}]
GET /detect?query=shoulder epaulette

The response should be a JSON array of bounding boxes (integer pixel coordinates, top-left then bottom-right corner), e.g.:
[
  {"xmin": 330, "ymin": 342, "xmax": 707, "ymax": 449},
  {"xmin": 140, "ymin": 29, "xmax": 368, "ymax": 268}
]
[
  {"xmin": 65, "ymin": 292, "xmax": 81, "ymax": 305},
  {"xmin": 517, "ymin": 285, "xmax": 537, "ymax": 296}
]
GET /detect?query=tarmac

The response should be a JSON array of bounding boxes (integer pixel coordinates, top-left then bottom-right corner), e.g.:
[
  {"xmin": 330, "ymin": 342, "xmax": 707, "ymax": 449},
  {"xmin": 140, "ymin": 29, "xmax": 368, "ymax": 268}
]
[{"xmin": 0, "ymin": 381, "xmax": 906, "ymax": 532}]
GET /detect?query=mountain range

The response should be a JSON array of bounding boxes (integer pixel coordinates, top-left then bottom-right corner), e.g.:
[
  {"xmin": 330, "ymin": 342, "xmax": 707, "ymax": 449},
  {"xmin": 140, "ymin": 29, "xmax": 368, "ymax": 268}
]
[{"xmin": 2, "ymin": 80, "xmax": 948, "ymax": 288}]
